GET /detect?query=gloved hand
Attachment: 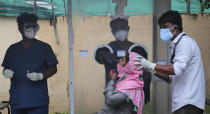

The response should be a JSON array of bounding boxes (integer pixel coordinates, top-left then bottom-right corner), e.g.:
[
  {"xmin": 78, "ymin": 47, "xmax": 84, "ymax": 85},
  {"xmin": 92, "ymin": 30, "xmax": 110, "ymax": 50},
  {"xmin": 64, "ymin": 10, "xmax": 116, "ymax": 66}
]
[
  {"xmin": 3, "ymin": 69, "xmax": 14, "ymax": 79},
  {"xmin": 27, "ymin": 72, "xmax": 44, "ymax": 81},
  {"xmin": 132, "ymin": 55, "xmax": 156, "ymax": 71}
]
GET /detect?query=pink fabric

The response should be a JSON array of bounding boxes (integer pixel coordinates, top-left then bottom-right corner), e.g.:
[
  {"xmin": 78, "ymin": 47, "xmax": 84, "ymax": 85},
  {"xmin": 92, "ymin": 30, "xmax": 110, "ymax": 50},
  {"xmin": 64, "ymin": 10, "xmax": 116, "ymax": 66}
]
[{"xmin": 115, "ymin": 52, "xmax": 144, "ymax": 114}]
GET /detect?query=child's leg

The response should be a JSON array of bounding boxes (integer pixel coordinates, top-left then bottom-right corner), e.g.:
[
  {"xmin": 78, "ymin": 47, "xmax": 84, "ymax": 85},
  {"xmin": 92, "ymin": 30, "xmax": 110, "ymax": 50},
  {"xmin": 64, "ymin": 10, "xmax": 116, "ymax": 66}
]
[{"xmin": 105, "ymin": 91, "xmax": 127, "ymax": 107}]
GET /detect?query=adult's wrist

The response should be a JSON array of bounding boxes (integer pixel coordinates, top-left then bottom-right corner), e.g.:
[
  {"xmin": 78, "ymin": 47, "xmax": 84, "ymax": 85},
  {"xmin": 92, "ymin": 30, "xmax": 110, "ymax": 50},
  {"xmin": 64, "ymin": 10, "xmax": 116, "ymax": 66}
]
[{"xmin": 151, "ymin": 63, "xmax": 156, "ymax": 71}]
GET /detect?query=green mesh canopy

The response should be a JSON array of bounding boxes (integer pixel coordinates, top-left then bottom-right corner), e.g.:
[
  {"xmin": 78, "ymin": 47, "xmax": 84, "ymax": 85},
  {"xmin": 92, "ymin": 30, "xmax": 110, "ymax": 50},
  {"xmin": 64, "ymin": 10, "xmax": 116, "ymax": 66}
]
[
  {"xmin": 0, "ymin": 0, "xmax": 209, "ymax": 18},
  {"xmin": 72, "ymin": 0, "xmax": 210, "ymax": 16},
  {"xmin": 0, "ymin": 0, "xmax": 67, "ymax": 18},
  {"xmin": 172, "ymin": 0, "xmax": 210, "ymax": 13},
  {"xmin": 72, "ymin": 0, "xmax": 153, "ymax": 16}
]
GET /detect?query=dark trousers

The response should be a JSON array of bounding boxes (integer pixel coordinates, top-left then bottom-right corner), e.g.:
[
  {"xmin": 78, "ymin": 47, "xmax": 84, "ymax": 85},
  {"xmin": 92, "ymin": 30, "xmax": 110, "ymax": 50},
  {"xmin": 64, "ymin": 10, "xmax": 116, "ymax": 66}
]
[
  {"xmin": 11, "ymin": 105, "xmax": 48, "ymax": 114},
  {"xmin": 174, "ymin": 104, "xmax": 204, "ymax": 114}
]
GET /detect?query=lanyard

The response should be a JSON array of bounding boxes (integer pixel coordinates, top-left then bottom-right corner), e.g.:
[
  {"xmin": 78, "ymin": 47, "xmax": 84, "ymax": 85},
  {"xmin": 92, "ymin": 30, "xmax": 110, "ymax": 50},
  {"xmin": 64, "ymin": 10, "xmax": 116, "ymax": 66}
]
[{"xmin": 170, "ymin": 34, "xmax": 186, "ymax": 64}]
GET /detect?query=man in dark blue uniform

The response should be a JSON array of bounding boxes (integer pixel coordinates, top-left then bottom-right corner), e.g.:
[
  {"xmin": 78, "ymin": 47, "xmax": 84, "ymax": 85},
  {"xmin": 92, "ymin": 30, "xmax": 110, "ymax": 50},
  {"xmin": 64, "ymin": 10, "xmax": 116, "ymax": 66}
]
[{"xmin": 1, "ymin": 13, "xmax": 58, "ymax": 114}]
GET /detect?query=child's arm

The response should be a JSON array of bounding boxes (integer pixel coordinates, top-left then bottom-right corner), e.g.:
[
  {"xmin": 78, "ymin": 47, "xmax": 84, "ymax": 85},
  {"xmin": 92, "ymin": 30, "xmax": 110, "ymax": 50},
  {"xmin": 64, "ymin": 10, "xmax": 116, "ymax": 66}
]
[{"xmin": 103, "ymin": 69, "xmax": 128, "ymax": 107}]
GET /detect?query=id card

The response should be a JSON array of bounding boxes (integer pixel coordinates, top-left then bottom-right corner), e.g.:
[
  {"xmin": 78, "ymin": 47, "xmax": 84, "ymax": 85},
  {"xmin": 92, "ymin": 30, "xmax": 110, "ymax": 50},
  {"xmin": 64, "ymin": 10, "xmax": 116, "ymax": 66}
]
[{"xmin": 117, "ymin": 50, "xmax": 126, "ymax": 57}]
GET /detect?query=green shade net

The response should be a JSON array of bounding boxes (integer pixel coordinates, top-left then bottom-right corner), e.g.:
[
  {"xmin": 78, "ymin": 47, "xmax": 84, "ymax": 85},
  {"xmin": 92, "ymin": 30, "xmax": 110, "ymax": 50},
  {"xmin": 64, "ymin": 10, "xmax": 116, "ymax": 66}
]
[
  {"xmin": 0, "ymin": 0, "xmax": 209, "ymax": 18},
  {"xmin": 72, "ymin": 0, "xmax": 153, "ymax": 16},
  {"xmin": 172, "ymin": 0, "xmax": 210, "ymax": 13},
  {"xmin": 0, "ymin": 0, "xmax": 67, "ymax": 18},
  {"xmin": 72, "ymin": 0, "xmax": 210, "ymax": 16}
]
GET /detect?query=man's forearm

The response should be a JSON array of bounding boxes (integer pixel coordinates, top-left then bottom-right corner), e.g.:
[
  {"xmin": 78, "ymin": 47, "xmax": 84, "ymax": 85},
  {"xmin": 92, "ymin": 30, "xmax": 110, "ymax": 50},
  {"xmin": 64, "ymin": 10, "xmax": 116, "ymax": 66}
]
[
  {"xmin": 154, "ymin": 71, "xmax": 170, "ymax": 83},
  {"xmin": 152, "ymin": 64, "xmax": 175, "ymax": 83},
  {"xmin": 42, "ymin": 66, "xmax": 57, "ymax": 78},
  {"xmin": 154, "ymin": 64, "xmax": 175, "ymax": 75}
]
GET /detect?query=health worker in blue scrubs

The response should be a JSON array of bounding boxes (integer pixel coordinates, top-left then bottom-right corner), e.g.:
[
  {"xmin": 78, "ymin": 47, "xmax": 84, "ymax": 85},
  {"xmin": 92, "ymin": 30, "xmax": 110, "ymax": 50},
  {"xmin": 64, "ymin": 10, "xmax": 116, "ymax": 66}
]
[{"xmin": 1, "ymin": 13, "xmax": 58, "ymax": 114}]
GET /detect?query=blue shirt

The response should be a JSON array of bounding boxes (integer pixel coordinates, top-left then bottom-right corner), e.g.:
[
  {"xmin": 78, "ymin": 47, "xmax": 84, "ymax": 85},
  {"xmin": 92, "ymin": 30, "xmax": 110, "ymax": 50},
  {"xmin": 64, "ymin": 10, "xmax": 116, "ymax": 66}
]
[{"xmin": 2, "ymin": 39, "xmax": 58, "ymax": 109}]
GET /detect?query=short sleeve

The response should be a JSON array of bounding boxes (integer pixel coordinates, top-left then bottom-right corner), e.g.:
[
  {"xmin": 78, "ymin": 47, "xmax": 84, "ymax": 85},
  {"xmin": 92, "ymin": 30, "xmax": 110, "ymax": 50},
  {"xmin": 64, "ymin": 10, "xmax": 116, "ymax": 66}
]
[
  {"xmin": 45, "ymin": 45, "xmax": 58, "ymax": 67},
  {"xmin": 1, "ymin": 47, "xmax": 11, "ymax": 68}
]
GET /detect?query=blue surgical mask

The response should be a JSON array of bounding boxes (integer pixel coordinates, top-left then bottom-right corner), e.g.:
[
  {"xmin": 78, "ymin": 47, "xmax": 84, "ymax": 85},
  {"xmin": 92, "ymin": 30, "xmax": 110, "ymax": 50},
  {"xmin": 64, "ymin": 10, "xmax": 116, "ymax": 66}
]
[{"xmin": 160, "ymin": 28, "xmax": 173, "ymax": 43}]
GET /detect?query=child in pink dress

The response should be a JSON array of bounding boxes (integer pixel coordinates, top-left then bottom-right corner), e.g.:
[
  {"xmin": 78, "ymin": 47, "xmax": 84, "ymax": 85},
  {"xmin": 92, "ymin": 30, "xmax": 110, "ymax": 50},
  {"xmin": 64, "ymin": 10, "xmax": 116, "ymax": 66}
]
[
  {"xmin": 98, "ymin": 52, "xmax": 144, "ymax": 114},
  {"xmin": 115, "ymin": 52, "xmax": 144, "ymax": 114}
]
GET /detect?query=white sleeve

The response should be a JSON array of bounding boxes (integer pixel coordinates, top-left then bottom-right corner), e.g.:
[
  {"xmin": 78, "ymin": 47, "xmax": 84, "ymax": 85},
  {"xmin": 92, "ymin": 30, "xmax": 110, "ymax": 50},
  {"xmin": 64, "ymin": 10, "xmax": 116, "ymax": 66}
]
[{"xmin": 173, "ymin": 38, "xmax": 192, "ymax": 76}]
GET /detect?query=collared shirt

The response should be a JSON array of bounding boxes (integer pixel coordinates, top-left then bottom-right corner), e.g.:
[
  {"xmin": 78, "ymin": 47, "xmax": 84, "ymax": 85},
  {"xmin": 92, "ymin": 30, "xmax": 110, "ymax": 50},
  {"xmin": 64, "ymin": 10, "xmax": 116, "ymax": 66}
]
[
  {"xmin": 2, "ymin": 39, "xmax": 58, "ymax": 109},
  {"xmin": 170, "ymin": 32, "xmax": 205, "ymax": 112}
]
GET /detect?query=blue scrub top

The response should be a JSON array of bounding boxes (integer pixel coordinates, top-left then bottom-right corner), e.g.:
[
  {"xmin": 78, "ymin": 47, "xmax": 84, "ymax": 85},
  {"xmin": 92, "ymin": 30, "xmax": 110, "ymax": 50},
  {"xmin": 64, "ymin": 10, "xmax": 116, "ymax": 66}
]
[{"xmin": 2, "ymin": 39, "xmax": 58, "ymax": 109}]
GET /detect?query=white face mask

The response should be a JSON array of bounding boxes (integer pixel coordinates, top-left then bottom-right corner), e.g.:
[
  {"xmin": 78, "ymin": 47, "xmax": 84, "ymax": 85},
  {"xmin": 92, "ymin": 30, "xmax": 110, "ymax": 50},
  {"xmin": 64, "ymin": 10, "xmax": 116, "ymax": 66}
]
[
  {"xmin": 114, "ymin": 30, "xmax": 128, "ymax": 42},
  {"xmin": 24, "ymin": 27, "xmax": 37, "ymax": 39}
]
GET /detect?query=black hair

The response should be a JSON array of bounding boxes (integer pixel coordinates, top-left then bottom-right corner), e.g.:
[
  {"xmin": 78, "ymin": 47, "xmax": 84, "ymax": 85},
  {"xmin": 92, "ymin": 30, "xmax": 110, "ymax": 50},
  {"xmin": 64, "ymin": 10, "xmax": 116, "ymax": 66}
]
[
  {"xmin": 110, "ymin": 18, "xmax": 128, "ymax": 31},
  {"xmin": 158, "ymin": 10, "xmax": 183, "ymax": 32},
  {"xmin": 17, "ymin": 12, "xmax": 39, "ymax": 31},
  {"xmin": 126, "ymin": 54, "xmax": 129, "ymax": 64}
]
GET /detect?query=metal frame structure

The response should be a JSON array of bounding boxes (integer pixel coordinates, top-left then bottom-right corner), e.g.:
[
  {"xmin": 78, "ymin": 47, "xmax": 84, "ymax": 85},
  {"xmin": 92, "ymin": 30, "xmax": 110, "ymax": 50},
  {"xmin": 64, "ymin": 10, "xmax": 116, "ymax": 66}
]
[
  {"xmin": 66, "ymin": 0, "xmax": 74, "ymax": 114},
  {"xmin": 152, "ymin": 0, "xmax": 171, "ymax": 114}
]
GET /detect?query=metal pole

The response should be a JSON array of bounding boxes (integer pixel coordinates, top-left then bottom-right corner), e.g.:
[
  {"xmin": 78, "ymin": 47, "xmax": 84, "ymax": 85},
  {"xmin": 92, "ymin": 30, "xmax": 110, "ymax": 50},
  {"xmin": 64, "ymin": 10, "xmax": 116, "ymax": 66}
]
[
  {"xmin": 34, "ymin": 0, "xmax": 37, "ymax": 15},
  {"xmin": 167, "ymin": 2, "xmax": 172, "ymax": 114},
  {"xmin": 153, "ymin": 0, "xmax": 171, "ymax": 114},
  {"xmin": 63, "ymin": 0, "xmax": 67, "ymax": 14},
  {"xmin": 187, "ymin": 0, "xmax": 191, "ymax": 14},
  {"xmin": 112, "ymin": 0, "xmax": 127, "ymax": 17},
  {"xmin": 51, "ymin": 0, "xmax": 59, "ymax": 43},
  {"xmin": 167, "ymin": 42, "xmax": 172, "ymax": 114},
  {"xmin": 107, "ymin": 0, "xmax": 111, "ymax": 16},
  {"xmin": 67, "ymin": 0, "xmax": 74, "ymax": 114}
]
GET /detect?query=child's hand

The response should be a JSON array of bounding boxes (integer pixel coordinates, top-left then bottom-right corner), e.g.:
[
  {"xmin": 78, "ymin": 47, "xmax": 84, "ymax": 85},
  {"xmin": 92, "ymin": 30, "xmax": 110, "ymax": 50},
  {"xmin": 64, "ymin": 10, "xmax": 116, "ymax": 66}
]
[
  {"xmin": 118, "ymin": 56, "xmax": 127, "ymax": 67},
  {"xmin": 109, "ymin": 69, "xmax": 117, "ymax": 80}
]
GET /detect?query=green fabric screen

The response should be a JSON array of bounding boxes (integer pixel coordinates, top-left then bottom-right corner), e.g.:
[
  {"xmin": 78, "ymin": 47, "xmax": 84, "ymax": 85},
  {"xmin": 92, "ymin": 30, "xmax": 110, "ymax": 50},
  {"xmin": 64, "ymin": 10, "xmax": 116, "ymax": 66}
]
[
  {"xmin": 172, "ymin": 0, "xmax": 210, "ymax": 13},
  {"xmin": 0, "ymin": 0, "xmax": 67, "ymax": 18},
  {"xmin": 72, "ymin": 0, "xmax": 210, "ymax": 16},
  {"xmin": 0, "ymin": 0, "xmax": 209, "ymax": 18},
  {"xmin": 72, "ymin": 0, "xmax": 153, "ymax": 16}
]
